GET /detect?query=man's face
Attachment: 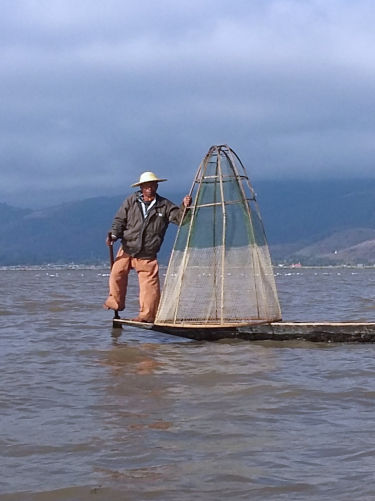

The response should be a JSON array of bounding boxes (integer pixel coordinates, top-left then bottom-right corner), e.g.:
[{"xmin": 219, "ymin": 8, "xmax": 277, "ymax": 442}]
[{"xmin": 140, "ymin": 181, "xmax": 158, "ymax": 200}]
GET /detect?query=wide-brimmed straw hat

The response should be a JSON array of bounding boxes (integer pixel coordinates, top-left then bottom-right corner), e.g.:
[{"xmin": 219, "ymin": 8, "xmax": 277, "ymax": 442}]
[{"xmin": 131, "ymin": 171, "xmax": 168, "ymax": 187}]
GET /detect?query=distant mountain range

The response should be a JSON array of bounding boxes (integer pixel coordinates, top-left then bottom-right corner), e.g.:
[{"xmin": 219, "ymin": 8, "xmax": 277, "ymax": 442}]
[
  {"xmin": 1, "ymin": 179, "xmax": 375, "ymax": 266},
  {"xmin": 256, "ymin": 179, "xmax": 375, "ymax": 265}
]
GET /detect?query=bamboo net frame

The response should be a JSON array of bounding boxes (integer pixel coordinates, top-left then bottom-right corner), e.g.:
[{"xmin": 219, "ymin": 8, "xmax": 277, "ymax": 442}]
[{"xmin": 155, "ymin": 145, "xmax": 282, "ymax": 327}]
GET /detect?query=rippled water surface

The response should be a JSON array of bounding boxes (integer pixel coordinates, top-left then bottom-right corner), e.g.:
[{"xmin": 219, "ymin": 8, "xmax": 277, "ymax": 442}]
[{"xmin": 1, "ymin": 266, "xmax": 375, "ymax": 500}]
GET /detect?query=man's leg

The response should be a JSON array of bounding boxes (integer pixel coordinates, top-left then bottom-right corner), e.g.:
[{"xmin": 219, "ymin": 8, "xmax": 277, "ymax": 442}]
[
  {"xmin": 104, "ymin": 248, "xmax": 131, "ymax": 311},
  {"xmin": 133, "ymin": 258, "xmax": 160, "ymax": 322}
]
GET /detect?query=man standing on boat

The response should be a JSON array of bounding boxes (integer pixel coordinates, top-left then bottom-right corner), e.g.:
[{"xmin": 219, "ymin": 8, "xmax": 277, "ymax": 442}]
[{"xmin": 104, "ymin": 171, "xmax": 191, "ymax": 323}]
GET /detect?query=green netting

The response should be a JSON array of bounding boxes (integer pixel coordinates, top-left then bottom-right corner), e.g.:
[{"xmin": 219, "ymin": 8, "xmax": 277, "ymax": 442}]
[{"xmin": 155, "ymin": 144, "xmax": 281, "ymax": 327}]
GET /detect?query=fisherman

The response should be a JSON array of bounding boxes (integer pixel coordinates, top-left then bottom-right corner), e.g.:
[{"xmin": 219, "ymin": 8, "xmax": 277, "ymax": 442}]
[{"xmin": 104, "ymin": 171, "xmax": 192, "ymax": 322}]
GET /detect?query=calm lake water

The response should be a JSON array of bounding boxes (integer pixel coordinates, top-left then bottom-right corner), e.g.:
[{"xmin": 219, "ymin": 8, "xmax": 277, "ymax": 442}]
[{"xmin": 1, "ymin": 266, "xmax": 375, "ymax": 500}]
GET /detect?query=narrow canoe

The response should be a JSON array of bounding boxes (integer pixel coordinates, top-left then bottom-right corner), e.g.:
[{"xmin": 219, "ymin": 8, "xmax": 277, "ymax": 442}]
[{"xmin": 112, "ymin": 319, "xmax": 375, "ymax": 343}]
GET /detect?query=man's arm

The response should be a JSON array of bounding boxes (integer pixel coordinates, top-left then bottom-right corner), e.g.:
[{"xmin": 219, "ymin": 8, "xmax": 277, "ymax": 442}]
[
  {"xmin": 105, "ymin": 197, "xmax": 129, "ymax": 245},
  {"xmin": 168, "ymin": 195, "xmax": 192, "ymax": 225}
]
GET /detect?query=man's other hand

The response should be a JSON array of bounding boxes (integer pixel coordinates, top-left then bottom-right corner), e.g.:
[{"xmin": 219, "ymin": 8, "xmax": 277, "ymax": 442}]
[
  {"xmin": 106, "ymin": 233, "xmax": 116, "ymax": 246},
  {"xmin": 183, "ymin": 195, "xmax": 192, "ymax": 208}
]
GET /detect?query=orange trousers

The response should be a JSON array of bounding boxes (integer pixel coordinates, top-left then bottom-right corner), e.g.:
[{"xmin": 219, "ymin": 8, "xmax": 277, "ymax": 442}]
[{"xmin": 104, "ymin": 248, "xmax": 160, "ymax": 322}]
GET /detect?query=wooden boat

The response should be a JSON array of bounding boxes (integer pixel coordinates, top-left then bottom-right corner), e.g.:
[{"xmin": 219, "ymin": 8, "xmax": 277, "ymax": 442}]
[{"xmin": 112, "ymin": 318, "xmax": 375, "ymax": 343}]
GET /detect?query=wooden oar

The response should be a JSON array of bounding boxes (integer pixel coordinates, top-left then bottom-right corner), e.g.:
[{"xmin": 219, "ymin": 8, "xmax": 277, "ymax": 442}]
[{"xmin": 108, "ymin": 232, "xmax": 120, "ymax": 320}]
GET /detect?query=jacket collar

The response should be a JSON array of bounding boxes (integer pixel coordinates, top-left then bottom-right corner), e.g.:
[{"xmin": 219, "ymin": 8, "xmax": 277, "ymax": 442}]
[{"xmin": 136, "ymin": 192, "xmax": 159, "ymax": 218}]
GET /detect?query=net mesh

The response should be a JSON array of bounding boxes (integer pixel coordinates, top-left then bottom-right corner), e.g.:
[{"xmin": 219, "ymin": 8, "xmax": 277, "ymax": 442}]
[{"xmin": 155, "ymin": 145, "xmax": 282, "ymax": 327}]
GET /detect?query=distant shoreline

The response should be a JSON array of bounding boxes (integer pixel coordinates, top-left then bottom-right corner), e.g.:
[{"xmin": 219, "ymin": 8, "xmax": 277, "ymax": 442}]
[{"xmin": 1, "ymin": 263, "xmax": 374, "ymax": 272}]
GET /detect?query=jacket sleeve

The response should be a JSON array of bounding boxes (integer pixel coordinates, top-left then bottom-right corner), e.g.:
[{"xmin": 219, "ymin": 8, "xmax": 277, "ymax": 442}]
[
  {"xmin": 167, "ymin": 200, "xmax": 189, "ymax": 225},
  {"xmin": 110, "ymin": 198, "xmax": 129, "ymax": 239}
]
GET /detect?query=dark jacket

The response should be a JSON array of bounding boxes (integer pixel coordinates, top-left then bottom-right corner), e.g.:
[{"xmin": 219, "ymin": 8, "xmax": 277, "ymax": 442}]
[{"xmin": 111, "ymin": 192, "xmax": 185, "ymax": 259}]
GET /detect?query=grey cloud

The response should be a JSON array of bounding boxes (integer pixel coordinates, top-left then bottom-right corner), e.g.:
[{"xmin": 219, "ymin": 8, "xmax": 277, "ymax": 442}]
[{"xmin": 1, "ymin": 0, "xmax": 375, "ymax": 207}]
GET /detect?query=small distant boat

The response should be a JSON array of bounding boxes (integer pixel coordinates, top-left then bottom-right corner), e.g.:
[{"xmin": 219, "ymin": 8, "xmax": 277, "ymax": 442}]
[{"xmin": 112, "ymin": 145, "xmax": 375, "ymax": 342}]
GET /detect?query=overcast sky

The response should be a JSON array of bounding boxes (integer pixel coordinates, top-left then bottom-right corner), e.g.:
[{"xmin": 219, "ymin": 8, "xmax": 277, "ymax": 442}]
[{"xmin": 1, "ymin": 0, "xmax": 375, "ymax": 207}]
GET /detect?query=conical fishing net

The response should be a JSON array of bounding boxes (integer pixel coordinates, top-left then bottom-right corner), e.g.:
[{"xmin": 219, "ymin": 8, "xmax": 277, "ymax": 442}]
[{"xmin": 155, "ymin": 145, "xmax": 281, "ymax": 327}]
